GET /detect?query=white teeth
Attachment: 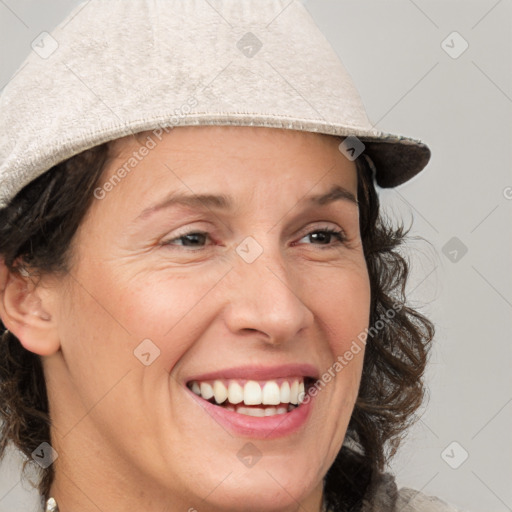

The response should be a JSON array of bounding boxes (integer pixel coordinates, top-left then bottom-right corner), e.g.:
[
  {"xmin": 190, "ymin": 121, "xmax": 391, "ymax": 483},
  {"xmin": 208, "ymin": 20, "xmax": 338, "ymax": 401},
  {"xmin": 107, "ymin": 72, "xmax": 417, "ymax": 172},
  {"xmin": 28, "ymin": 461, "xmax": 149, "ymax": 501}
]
[
  {"xmin": 280, "ymin": 381, "xmax": 290, "ymax": 403},
  {"xmin": 238, "ymin": 406, "xmax": 265, "ymax": 417},
  {"xmin": 297, "ymin": 380, "xmax": 305, "ymax": 404},
  {"xmin": 213, "ymin": 380, "xmax": 228, "ymax": 404},
  {"xmin": 191, "ymin": 382, "xmax": 201, "ymax": 395},
  {"xmin": 289, "ymin": 380, "xmax": 299, "ymax": 405},
  {"xmin": 262, "ymin": 381, "xmax": 281, "ymax": 405},
  {"xmin": 236, "ymin": 406, "xmax": 288, "ymax": 417},
  {"xmin": 227, "ymin": 381, "xmax": 244, "ymax": 404},
  {"xmin": 189, "ymin": 377, "xmax": 309, "ymax": 411},
  {"xmin": 200, "ymin": 382, "xmax": 213, "ymax": 400},
  {"xmin": 244, "ymin": 380, "xmax": 262, "ymax": 405}
]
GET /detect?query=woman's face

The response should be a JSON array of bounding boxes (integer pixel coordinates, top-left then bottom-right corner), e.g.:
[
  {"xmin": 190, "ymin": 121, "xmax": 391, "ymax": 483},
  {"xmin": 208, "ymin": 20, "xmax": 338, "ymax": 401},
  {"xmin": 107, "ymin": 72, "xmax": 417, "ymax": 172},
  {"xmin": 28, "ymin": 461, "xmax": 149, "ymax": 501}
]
[{"xmin": 45, "ymin": 126, "xmax": 371, "ymax": 511}]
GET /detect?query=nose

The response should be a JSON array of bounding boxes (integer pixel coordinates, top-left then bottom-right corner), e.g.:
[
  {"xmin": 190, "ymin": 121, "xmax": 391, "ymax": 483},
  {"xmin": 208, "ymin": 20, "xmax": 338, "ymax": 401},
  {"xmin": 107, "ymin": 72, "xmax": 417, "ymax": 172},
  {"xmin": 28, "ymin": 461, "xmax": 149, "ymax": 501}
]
[{"xmin": 222, "ymin": 240, "xmax": 315, "ymax": 345}]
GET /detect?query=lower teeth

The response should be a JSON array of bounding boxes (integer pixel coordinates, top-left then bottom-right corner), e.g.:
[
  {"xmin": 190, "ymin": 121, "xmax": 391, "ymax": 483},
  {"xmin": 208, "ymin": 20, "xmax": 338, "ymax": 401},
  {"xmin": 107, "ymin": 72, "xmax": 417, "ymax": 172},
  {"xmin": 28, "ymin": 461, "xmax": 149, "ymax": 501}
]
[{"xmin": 216, "ymin": 402, "xmax": 297, "ymax": 417}]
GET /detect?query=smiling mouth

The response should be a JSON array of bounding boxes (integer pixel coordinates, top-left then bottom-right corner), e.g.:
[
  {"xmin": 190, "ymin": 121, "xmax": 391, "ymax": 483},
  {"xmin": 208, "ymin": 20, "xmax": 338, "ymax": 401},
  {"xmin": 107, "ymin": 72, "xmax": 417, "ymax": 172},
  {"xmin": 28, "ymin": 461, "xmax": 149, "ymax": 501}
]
[{"xmin": 186, "ymin": 377, "xmax": 315, "ymax": 417}]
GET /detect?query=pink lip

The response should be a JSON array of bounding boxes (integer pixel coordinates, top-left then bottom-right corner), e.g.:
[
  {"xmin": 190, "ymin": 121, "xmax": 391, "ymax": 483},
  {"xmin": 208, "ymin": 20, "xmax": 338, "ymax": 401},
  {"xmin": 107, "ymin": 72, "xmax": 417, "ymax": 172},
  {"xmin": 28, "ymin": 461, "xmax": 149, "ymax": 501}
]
[
  {"xmin": 185, "ymin": 384, "xmax": 315, "ymax": 439},
  {"xmin": 185, "ymin": 363, "xmax": 319, "ymax": 383}
]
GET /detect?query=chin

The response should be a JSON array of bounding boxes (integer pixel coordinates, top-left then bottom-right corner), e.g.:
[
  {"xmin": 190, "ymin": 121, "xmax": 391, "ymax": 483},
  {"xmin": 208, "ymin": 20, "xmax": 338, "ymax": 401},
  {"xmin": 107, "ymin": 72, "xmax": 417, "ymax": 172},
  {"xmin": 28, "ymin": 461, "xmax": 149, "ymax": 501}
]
[
  {"xmin": 185, "ymin": 457, "xmax": 322, "ymax": 512},
  {"xmin": 202, "ymin": 483, "xmax": 314, "ymax": 512}
]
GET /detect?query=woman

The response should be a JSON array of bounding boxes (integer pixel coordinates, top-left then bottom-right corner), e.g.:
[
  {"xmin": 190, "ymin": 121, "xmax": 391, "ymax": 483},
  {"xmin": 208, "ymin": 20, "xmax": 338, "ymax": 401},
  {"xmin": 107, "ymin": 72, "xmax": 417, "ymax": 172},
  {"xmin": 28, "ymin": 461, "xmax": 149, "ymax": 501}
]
[{"xmin": 0, "ymin": 1, "xmax": 465, "ymax": 511}]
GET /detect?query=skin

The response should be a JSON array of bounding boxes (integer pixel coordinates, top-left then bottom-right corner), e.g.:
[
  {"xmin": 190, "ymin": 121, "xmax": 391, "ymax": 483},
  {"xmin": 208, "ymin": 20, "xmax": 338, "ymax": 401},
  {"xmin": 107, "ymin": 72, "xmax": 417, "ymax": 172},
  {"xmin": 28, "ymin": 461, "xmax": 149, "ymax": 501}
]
[{"xmin": 0, "ymin": 126, "xmax": 370, "ymax": 512}]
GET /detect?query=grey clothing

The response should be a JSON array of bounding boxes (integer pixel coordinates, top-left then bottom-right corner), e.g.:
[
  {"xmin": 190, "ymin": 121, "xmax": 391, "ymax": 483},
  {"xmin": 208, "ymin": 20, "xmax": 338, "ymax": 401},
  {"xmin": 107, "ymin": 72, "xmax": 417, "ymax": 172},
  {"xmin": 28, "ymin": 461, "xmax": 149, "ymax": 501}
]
[{"xmin": 354, "ymin": 471, "xmax": 466, "ymax": 512}]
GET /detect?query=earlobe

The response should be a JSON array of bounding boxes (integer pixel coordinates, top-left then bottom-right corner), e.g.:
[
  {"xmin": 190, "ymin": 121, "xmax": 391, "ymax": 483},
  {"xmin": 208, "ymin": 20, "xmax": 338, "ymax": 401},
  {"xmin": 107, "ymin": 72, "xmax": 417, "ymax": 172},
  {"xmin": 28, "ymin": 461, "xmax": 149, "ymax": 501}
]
[{"xmin": 0, "ymin": 259, "xmax": 60, "ymax": 356}]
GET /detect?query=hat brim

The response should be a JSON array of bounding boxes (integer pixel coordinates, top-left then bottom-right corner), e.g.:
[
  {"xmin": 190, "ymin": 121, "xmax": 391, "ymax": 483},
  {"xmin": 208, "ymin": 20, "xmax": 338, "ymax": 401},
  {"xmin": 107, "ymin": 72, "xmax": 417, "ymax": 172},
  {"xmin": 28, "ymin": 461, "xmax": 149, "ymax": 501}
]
[{"xmin": 360, "ymin": 136, "xmax": 431, "ymax": 188}]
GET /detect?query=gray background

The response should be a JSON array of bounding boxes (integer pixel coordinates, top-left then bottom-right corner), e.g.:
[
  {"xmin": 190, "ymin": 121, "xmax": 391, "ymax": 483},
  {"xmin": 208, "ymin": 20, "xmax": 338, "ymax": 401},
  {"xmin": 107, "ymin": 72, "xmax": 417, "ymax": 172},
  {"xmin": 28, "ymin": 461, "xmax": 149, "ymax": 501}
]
[{"xmin": 0, "ymin": 1, "xmax": 511, "ymax": 511}]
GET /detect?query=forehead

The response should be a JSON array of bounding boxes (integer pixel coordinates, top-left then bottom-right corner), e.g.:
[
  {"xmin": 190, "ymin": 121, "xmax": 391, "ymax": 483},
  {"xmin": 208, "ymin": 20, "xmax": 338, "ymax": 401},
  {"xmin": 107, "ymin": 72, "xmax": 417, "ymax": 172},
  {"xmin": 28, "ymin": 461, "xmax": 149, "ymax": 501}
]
[{"xmin": 99, "ymin": 126, "xmax": 358, "ymax": 212}]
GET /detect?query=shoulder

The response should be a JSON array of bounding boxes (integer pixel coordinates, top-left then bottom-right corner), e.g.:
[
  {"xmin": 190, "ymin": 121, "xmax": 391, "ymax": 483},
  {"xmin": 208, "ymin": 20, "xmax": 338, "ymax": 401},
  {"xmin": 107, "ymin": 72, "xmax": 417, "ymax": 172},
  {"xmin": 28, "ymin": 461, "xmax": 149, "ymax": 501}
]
[{"xmin": 396, "ymin": 487, "xmax": 467, "ymax": 512}]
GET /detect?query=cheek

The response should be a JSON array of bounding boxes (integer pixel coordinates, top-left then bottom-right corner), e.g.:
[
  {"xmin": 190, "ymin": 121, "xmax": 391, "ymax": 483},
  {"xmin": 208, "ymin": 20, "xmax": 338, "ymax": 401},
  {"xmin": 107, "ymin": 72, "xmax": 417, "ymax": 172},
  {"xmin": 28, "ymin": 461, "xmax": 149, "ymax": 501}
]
[
  {"xmin": 307, "ymin": 261, "xmax": 370, "ymax": 403},
  {"xmin": 67, "ymin": 260, "xmax": 233, "ymax": 373},
  {"xmin": 58, "ymin": 241, "xmax": 369, "ymax": 394},
  {"xmin": 54, "ymin": 274, "xmax": 139, "ymax": 409},
  {"xmin": 310, "ymin": 262, "xmax": 371, "ymax": 351}
]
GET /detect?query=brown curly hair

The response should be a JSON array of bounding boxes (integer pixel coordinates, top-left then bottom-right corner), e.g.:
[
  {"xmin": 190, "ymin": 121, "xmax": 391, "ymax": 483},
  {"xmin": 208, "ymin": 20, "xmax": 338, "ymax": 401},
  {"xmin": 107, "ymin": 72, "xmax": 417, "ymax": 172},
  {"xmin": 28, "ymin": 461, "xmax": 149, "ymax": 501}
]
[{"xmin": 0, "ymin": 136, "xmax": 434, "ymax": 509}]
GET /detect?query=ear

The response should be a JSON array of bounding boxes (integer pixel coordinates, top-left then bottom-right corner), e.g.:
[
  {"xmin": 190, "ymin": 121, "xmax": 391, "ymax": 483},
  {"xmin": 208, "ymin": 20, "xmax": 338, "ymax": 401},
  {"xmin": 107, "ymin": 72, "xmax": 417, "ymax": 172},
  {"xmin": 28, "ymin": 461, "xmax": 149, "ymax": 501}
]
[{"xmin": 0, "ymin": 259, "xmax": 60, "ymax": 356}]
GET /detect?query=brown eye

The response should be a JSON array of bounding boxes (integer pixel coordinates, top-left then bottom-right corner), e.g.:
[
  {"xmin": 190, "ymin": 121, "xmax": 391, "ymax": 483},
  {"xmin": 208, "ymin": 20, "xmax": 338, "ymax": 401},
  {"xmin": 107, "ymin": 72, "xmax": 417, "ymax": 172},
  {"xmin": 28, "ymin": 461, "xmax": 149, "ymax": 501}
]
[{"xmin": 297, "ymin": 227, "xmax": 346, "ymax": 247}]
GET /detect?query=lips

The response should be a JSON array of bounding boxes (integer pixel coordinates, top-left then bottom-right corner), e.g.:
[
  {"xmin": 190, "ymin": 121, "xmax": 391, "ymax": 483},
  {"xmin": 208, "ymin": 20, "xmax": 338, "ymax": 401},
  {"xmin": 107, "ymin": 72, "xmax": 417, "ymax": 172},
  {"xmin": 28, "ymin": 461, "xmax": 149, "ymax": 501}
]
[
  {"xmin": 185, "ymin": 363, "xmax": 319, "ymax": 383},
  {"xmin": 183, "ymin": 372, "xmax": 317, "ymax": 438},
  {"xmin": 184, "ymin": 364, "xmax": 318, "ymax": 419}
]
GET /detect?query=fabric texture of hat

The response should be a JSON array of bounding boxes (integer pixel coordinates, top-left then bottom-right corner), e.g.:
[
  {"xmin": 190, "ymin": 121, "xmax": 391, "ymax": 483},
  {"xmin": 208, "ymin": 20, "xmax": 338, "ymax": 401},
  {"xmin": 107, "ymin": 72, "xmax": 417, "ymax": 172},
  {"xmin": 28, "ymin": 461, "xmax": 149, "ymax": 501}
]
[{"xmin": 0, "ymin": 0, "xmax": 431, "ymax": 208}]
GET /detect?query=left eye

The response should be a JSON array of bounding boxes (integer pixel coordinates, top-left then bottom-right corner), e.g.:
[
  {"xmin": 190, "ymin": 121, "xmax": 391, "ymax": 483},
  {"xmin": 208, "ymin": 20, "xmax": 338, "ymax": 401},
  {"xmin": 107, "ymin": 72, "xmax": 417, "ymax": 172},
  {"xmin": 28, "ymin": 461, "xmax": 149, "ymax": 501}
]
[
  {"xmin": 297, "ymin": 227, "xmax": 347, "ymax": 246},
  {"xmin": 162, "ymin": 227, "xmax": 346, "ymax": 249}
]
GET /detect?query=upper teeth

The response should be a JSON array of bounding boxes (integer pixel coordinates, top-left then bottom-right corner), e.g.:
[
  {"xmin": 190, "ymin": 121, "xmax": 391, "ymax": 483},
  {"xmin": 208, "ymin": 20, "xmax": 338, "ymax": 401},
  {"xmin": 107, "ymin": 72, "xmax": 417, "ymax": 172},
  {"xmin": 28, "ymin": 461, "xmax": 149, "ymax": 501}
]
[{"xmin": 188, "ymin": 378, "xmax": 306, "ymax": 405}]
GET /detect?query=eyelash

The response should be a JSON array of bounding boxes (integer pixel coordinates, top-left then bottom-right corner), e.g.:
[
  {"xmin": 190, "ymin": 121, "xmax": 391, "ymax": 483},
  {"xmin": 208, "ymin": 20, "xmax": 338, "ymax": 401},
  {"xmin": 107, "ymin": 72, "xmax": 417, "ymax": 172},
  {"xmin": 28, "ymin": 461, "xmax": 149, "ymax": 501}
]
[{"xmin": 162, "ymin": 226, "xmax": 347, "ymax": 250}]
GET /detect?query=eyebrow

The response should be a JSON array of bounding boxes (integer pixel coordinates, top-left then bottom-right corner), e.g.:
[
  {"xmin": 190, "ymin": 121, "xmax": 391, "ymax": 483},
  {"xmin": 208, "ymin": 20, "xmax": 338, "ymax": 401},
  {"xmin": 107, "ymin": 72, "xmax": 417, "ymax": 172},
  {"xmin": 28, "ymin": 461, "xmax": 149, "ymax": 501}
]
[{"xmin": 136, "ymin": 184, "xmax": 358, "ymax": 221}]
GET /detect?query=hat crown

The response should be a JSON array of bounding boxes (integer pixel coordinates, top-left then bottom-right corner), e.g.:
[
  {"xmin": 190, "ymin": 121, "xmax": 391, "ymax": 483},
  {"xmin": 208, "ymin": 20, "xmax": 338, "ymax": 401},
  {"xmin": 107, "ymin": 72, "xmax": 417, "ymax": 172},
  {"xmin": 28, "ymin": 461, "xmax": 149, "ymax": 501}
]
[{"xmin": 0, "ymin": 0, "xmax": 430, "ymax": 206}]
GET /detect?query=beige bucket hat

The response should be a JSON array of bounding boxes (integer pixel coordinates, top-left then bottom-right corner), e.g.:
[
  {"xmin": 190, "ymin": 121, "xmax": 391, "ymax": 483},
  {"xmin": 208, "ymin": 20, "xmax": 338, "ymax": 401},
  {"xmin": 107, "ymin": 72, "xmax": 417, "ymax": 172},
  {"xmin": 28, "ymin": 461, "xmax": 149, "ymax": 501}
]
[{"xmin": 0, "ymin": 0, "xmax": 431, "ymax": 208}]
